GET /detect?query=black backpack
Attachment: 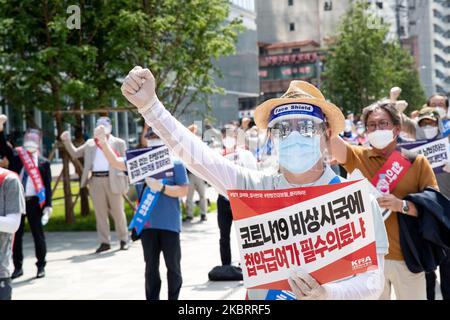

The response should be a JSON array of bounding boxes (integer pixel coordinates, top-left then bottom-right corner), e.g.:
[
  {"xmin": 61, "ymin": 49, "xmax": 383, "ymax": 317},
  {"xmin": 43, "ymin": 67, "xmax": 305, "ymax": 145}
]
[{"xmin": 208, "ymin": 265, "xmax": 243, "ymax": 281}]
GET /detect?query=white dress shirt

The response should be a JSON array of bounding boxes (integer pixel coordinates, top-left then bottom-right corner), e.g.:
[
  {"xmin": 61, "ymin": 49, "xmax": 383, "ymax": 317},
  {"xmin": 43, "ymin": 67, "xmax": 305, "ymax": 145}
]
[
  {"xmin": 20, "ymin": 152, "xmax": 38, "ymax": 197},
  {"xmin": 92, "ymin": 137, "xmax": 112, "ymax": 172}
]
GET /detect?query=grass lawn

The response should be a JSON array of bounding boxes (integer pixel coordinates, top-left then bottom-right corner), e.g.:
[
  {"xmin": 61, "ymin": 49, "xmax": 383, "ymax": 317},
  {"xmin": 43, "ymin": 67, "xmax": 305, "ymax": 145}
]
[{"xmin": 24, "ymin": 180, "xmax": 216, "ymax": 232}]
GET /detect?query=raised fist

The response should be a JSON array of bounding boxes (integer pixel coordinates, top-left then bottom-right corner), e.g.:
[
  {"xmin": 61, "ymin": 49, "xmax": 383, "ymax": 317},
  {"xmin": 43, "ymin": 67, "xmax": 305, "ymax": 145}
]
[
  {"xmin": 60, "ymin": 131, "xmax": 71, "ymax": 142},
  {"xmin": 395, "ymin": 100, "xmax": 408, "ymax": 114},
  {"xmin": 390, "ymin": 87, "xmax": 401, "ymax": 102},
  {"xmin": 0, "ymin": 114, "xmax": 7, "ymax": 132},
  {"xmin": 94, "ymin": 125, "xmax": 107, "ymax": 145},
  {"xmin": 121, "ymin": 66, "xmax": 158, "ymax": 113}
]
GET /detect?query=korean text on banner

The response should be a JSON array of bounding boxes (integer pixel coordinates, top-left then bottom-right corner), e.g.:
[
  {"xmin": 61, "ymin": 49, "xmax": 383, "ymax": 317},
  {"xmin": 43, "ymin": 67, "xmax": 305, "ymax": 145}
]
[
  {"xmin": 399, "ymin": 138, "xmax": 450, "ymax": 174},
  {"xmin": 227, "ymin": 180, "xmax": 378, "ymax": 290},
  {"xmin": 126, "ymin": 146, "xmax": 174, "ymax": 184}
]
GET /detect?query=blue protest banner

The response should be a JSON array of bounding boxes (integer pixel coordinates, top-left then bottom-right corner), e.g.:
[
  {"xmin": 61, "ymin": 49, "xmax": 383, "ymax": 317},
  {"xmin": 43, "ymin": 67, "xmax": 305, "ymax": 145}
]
[{"xmin": 128, "ymin": 180, "xmax": 166, "ymax": 235}]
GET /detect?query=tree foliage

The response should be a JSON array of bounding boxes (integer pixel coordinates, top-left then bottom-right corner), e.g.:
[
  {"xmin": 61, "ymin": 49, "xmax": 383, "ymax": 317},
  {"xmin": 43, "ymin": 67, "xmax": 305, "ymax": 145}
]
[
  {"xmin": 322, "ymin": 1, "xmax": 426, "ymax": 114},
  {"xmin": 0, "ymin": 0, "xmax": 243, "ymax": 121}
]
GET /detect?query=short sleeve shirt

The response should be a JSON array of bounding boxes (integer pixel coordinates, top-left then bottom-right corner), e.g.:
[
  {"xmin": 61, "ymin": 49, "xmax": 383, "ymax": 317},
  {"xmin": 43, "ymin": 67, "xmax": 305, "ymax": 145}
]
[
  {"xmin": 144, "ymin": 160, "xmax": 189, "ymax": 233},
  {"xmin": 342, "ymin": 143, "xmax": 438, "ymax": 260}
]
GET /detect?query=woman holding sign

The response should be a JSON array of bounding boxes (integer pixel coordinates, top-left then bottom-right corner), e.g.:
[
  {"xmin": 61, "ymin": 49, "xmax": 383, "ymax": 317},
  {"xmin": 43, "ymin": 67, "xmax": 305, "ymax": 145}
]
[{"xmin": 120, "ymin": 66, "xmax": 389, "ymax": 300}]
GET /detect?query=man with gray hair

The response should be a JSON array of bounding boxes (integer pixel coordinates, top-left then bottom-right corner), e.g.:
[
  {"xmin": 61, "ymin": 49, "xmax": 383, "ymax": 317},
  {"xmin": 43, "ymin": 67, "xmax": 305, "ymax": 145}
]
[{"xmin": 60, "ymin": 117, "xmax": 129, "ymax": 253}]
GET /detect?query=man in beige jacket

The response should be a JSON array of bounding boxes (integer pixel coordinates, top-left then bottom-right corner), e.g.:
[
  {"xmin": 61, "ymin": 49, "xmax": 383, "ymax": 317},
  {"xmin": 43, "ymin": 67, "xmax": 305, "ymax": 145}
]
[{"xmin": 61, "ymin": 117, "xmax": 129, "ymax": 253}]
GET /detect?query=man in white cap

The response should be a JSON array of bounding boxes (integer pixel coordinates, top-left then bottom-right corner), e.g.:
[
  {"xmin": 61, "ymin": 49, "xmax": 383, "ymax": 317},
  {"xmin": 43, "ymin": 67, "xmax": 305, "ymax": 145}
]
[
  {"xmin": 119, "ymin": 66, "xmax": 389, "ymax": 300},
  {"xmin": 60, "ymin": 117, "xmax": 129, "ymax": 253}
]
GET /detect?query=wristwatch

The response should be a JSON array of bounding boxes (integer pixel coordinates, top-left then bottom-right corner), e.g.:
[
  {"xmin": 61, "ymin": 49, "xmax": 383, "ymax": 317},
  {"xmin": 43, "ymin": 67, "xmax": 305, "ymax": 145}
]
[{"xmin": 401, "ymin": 200, "xmax": 409, "ymax": 214}]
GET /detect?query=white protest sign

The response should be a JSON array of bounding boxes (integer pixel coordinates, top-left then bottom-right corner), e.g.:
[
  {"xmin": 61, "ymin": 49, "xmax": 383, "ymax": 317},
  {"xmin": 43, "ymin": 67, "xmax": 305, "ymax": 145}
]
[
  {"xmin": 228, "ymin": 180, "xmax": 377, "ymax": 290},
  {"xmin": 126, "ymin": 146, "xmax": 174, "ymax": 184},
  {"xmin": 408, "ymin": 138, "xmax": 449, "ymax": 169}
]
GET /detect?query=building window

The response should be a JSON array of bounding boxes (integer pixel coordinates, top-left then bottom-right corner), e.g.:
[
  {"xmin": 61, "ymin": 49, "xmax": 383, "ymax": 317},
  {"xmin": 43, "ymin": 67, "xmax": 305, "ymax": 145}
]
[
  {"xmin": 324, "ymin": 1, "xmax": 332, "ymax": 11},
  {"xmin": 289, "ymin": 23, "xmax": 295, "ymax": 31},
  {"xmin": 288, "ymin": 0, "xmax": 293, "ymax": 6},
  {"xmin": 376, "ymin": 1, "xmax": 383, "ymax": 9},
  {"xmin": 292, "ymin": 48, "xmax": 300, "ymax": 53}
]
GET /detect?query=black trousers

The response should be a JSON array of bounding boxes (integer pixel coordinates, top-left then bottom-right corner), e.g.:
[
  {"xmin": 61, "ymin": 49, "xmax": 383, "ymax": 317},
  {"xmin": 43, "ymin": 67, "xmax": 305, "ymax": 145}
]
[
  {"xmin": 426, "ymin": 252, "xmax": 450, "ymax": 300},
  {"xmin": 13, "ymin": 197, "xmax": 47, "ymax": 270},
  {"xmin": 217, "ymin": 195, "xmax": 233, "ymax": 266},
  {"xmin": 0, "ymin": 278, "xmax": 12, "ymax": 300},
  {"xmin": 140, "ymin": 228, "xmax": 182, "ymax": 300}
]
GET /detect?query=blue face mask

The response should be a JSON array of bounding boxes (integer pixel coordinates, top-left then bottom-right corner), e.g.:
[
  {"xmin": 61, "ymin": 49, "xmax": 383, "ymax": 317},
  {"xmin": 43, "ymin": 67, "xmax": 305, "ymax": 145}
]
[{"xmin": 278, "ymin": 131, "xmax": 322, "ymax": 174}]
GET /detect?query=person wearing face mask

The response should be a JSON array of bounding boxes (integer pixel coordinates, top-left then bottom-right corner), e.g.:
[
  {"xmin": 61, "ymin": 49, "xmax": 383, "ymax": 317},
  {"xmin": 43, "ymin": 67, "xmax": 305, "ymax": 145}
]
[
  {"xmin": 330, "ymin": 101, "xmax": 450, "ymax": 300},
  {"xmin": 355, "ymin": 121, "xmax": 368, "ymax": 146},
  {"xmin": 426, "ymin": 94, "xmax": 450, "ymax": 140},
  {"xmin": 0, "ymin": 115, "xmax": 52, "ymax": 280},
  {"xmin": 428, "ymin": 94, "xmax": 449, "ymax": 120},
  {"xmin": 415, "ymin": 108, "xmax": 441, "ymax": 141},
  {"xmin": 341, "ymin": 119, "xmax": 358, "ymax": 145},
  {"xmin": 120, "ymin": 66, "xmax": 389, "ymax": 300},
  {"xmin": 60, "ymin": 117, "xmax": 129, "ymax": 254},
  {"xmin": 415, "ymin": 106, "xmax": 450, "ymax": 301},
  {"xmin": 93, "ymin": 125, "xmax": 189, "ymax": 300}
]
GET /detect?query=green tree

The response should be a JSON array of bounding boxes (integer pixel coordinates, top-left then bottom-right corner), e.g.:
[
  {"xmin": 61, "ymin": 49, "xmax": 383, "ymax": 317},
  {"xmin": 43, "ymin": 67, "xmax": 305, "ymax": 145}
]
[
  {"xmin": 322, "ymin": 1, "xmax": 426, "ymax": 114},
  {"xmin": 383, "ymin": 42, "xmax": 426, "ymax": 110},
  {"xmin": 0, "ymin": 0, "xmax": 242, "ymax": 223}
]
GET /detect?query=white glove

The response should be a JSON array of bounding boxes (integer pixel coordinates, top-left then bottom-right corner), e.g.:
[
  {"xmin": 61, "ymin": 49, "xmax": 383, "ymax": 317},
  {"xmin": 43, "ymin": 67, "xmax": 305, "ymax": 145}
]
[
  {"xmin": 121, "ymin": 66, "xmax": 158, "ymax": 114},
  {"xmin": 60, "ymin": 131, "xmax": 71, "ymax": 142},
  {"xmin": 145, "ymin": 177, "xmax": 164, "ymax": 193},
  {"xmin": 0, "ymin": 114, "xmax": 7, "ymax": 132},
  {"xmin": 41, "ymin": 207, "xmax": 53, "ymax": 226},
  {"xmin": 288, "ymin": 269, "xmax": 327, "ymax": 300},
  {"xmin": 390, "ymin": 87, "xmax": 401, "ymax": 102},
  {"xmin": 94, "ymin": 125, "xmax": 107, "ymax": 145},
  {"xmin": 443, "ymin": 161, "xmax": 450, "ymax": 173}
]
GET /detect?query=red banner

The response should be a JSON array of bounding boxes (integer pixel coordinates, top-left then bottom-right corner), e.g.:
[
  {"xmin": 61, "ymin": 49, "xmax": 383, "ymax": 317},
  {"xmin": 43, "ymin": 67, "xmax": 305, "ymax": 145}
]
[
  {"xmin": 370, "ymin": 150, "xmax": 412, "ymax": 193},
  {"xmin": 16, "ymin": 147, "xmax": 46, "ymax": 208}
]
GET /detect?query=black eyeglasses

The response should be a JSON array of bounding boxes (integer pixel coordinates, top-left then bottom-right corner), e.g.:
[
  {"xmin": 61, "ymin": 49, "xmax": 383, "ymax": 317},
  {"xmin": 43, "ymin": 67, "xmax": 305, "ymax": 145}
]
[{"xmin": 365, "ymin": 119, "xmax": 392, "ymax": 131}]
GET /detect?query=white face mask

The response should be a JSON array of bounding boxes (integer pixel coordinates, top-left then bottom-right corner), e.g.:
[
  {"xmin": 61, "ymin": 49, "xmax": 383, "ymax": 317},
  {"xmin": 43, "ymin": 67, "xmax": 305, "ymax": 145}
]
[
  {"xmin": 223, "ymin": 137, "xmax": 236, "ymax": 149},
  {"xmin": 435, "ymin": 107, "xmax": 446, "ymax": 118},
  {"xmin": 422, "ymin": 126, "xmax": 438, "ymax": 139},
  {"xmin": 367, "ymin": 130, "xmax": 394, "ymax": 149},
  {"xmin": 23, "ymin": 141, "xmax": 39, "ymax": 153},
  {"xmin": 147, "ymin": 139, "xmax": 164, "ymax": 147}
]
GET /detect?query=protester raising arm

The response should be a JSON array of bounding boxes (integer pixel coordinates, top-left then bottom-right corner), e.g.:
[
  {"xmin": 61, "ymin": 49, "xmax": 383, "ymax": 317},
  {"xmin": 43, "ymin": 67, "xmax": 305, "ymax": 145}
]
[
  {"xmin": 121, "ymin": 66, "xmax": 249, "ymax": 196},
  {"xmin": 95, "ymin": 125, "xmax": 189, "ymax": 198},
  {"xmin": 94, "ymin": 126, "xmax": 127, "ymax": 171},
  {"xmin": 60, "ymin": 131, "xmax": 87, "ymax": 159},
  {"xmin": 330, "ymin": 132, "xmax": 419, "ymax": 217}
]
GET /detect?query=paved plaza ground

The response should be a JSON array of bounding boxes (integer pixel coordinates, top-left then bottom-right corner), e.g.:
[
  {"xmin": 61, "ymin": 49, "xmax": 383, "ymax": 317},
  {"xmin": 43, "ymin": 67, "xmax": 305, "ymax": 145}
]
[{"xmin": 11, "ymin": 211, "xmax": 246, "ymax": 300}]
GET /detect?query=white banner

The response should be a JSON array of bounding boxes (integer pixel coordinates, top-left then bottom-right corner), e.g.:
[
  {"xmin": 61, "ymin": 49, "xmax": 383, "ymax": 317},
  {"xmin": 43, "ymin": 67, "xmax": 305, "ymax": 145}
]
[
  {"xmin": 228, "ymin": 180, "xmax": 377, "ymax": 289},
  {"xmin": 126, "ymin": 146, "xmax": 174, "ymax": 184},
  {"xmin": 409, "ymin": 138, "xmax": 449, "ymax": 169}
]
